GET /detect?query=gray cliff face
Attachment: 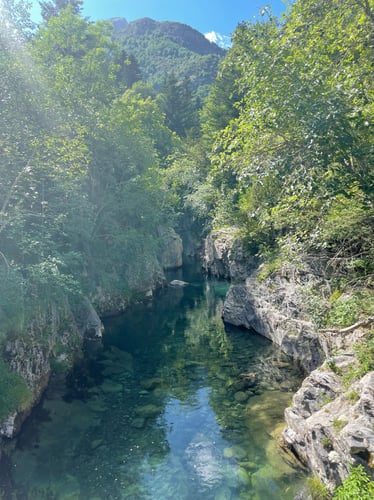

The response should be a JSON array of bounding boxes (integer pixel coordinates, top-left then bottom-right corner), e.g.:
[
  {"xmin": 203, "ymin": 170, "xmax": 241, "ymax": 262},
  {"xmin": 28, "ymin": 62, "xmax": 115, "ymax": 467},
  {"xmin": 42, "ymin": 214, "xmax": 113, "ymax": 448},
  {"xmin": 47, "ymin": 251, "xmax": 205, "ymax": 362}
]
[
  {"xmin": 205, "ymin": 230, "xmax": 324, "ymax": 373},
  {"xmin": 222, "ymin": 276, "xmax": 324, "ymax": 373},
  {"xmin": 159, "ymin": 227, "xmax": 183, "ymax": 271},
  {"xmin": 204, "ymin": 230, "xmax": 374, "ymax": 490},
  {"xmin": 283, "ymin": 324, "xmax": 374, "ymax": 490},
  {"xmin": 284, "ymin": 363, "xmax": 374, "ymax": 490},
  {"xmin": 1, "ymin": 339, "xmax": 50, "ymax": 439}
]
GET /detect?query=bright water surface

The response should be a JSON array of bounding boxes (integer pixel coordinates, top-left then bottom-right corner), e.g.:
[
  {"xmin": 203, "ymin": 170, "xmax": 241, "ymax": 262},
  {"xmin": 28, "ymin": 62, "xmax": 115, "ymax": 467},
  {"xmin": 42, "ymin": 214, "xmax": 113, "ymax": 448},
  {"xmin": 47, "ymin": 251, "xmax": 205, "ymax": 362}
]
[{"xmin": 0, "ymin": 272, "xmax": 307, "ymax": 499}]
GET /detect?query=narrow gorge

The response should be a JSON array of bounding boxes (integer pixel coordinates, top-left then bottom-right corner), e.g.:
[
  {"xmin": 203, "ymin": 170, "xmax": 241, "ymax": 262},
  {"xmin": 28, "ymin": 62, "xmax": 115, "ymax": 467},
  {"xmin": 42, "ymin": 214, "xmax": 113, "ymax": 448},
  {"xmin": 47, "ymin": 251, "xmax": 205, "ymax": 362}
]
[{"xmin": 1, "ymin": 0, "xmax": 373, "ymax": 498}]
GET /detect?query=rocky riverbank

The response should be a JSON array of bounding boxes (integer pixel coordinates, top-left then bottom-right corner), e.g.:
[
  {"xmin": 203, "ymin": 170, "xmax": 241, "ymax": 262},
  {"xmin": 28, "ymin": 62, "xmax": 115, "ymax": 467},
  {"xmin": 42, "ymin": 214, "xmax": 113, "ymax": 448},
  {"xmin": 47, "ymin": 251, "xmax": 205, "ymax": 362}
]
[
  {"xmin": 204, "ymin": 228, "xmax": 374, "ymax": 492},
  {"xmin": 0, "ymin": 228, "xmax": 184, "ymax": 446},
  {"xmin": 0, "ymin": 299, "xmax": 103, "ymax": 440}
]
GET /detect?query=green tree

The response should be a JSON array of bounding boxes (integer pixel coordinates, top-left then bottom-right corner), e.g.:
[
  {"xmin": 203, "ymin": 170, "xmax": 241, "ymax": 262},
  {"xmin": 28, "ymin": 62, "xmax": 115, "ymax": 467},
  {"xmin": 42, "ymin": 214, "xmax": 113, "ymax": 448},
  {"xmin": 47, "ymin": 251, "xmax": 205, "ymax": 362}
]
[
  {"xmin": 206, "ymin": 0, "xmax": 373, "ymax": 244},
  {"xmin": 0, "ymin": 0, "xmax": 35, "ymax": 39},
  {"xmin": 200, "ymin": 46, "xmax": 242, "ymax": 142},
  {"xmin": 114, "ymin": 50, "xmax": 142, "ymax": 88},
  {"xmin": 158, "ymin": 73, "xmax": 200, "ymax": 137},
  {"xmin": 39, "ymin": 0, "xmax": 83, "ymax": 21}
]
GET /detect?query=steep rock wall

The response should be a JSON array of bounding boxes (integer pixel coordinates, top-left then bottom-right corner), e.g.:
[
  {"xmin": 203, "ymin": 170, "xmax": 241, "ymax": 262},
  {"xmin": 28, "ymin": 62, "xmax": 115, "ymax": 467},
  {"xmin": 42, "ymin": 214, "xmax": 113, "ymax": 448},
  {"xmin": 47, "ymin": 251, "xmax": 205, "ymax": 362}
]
[
  {"xmin": 284, "ymin": 358, "xmax": 374, "ymax": 490},
  {"xmin": 204, "ymin": 229, "xmax": 374, "ymax": 490},
  {"xmin": 203, "ymin": 228, "xmax": 257, "ymax": 281},
  {"xmin": 221, "ymin": 265, "xmax": 325, "ymax": 373},
  {"xmin": 158, "ymin": 227, "xmax": 183, "ymax": 271}
]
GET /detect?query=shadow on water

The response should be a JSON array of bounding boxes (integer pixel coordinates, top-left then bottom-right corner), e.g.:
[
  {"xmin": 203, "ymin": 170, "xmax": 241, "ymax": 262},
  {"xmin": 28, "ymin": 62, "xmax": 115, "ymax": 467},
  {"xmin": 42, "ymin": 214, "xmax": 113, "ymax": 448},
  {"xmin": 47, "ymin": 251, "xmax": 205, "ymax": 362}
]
[{"xmin": 0, "ymin": 271, "xmax": 307, "ymax": 499}]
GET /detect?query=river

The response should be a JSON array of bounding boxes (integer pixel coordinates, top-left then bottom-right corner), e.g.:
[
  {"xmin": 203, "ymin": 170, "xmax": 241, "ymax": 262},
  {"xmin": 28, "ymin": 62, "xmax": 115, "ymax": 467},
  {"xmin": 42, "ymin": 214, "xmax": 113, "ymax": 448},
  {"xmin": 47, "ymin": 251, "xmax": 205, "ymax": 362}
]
[{"xmin": 0, "ymin": 271, "xmax": 307, "ymax": 499}]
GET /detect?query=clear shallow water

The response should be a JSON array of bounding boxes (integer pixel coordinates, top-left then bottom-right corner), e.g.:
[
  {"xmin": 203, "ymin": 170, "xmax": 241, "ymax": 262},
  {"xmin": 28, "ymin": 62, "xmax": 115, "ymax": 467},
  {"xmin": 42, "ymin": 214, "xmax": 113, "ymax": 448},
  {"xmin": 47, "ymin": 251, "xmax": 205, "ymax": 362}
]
[{"xmin": 0, "ymin": 275, "xmax": 307, "ymax": 499}]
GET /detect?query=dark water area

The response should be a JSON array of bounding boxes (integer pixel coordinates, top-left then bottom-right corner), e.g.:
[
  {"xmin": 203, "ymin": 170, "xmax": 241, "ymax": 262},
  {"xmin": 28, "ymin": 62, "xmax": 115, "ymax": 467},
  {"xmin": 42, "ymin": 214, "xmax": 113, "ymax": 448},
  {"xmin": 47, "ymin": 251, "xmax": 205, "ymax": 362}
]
[{"xmin": 0, "ymin": 271, "xmax": 307, "ymax": 499}]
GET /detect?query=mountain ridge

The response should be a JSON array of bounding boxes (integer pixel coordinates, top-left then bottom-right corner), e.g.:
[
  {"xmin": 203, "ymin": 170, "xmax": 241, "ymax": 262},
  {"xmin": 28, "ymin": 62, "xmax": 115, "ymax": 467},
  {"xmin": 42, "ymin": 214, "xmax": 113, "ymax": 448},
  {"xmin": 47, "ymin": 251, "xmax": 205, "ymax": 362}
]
[
  {"xmin": 110, "ymin": 17, "xmax": 226, "ymax": 95},
  {"xmin": 112, "ymin": 17, "xmax": 225, "ymax": 56}
]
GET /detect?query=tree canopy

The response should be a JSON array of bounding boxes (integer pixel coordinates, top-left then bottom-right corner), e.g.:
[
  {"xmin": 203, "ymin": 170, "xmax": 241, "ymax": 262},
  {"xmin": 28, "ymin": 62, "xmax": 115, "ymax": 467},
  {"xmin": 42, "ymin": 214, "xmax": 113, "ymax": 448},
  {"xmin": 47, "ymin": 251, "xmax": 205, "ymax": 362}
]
[
  {"xmin": 0, "ymin": 2, "xmax": 178, "ymax": 337},
  {"xmin": 39, "ymin": 0, "xmax": 83, "ymax": 21}
]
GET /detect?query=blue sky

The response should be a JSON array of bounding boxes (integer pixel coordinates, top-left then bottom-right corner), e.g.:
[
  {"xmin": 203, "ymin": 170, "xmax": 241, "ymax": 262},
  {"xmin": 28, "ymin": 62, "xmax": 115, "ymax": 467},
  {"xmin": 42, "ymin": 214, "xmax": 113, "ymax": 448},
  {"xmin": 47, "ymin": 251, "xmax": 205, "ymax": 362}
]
[{"xmin": 29, "ymin": 1, "xmax": 291, "ymax": 38}]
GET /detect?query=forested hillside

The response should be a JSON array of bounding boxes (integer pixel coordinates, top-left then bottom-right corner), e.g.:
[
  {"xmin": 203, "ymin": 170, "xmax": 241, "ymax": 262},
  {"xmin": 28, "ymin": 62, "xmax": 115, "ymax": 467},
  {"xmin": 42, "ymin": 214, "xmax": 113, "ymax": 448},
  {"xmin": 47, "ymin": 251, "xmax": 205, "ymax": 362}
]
[
  {"xmin": 112, "ymin": 17, "xmax": 225, "ymax": 96},
  {"xmin": 0, "ymin": 0, "xmax": 373, "ymax": 493}
]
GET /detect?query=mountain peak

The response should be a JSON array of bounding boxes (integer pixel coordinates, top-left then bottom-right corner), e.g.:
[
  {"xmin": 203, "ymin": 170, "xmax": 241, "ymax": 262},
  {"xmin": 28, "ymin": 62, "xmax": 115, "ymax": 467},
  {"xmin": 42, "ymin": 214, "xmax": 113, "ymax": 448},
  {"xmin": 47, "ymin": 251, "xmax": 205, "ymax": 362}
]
[
  {"xmin": 112, "ymin": 17, "xmax": 225, "ymax": 96},
  {"xmin": 115, "ymin": 18, "xmax": 225, "ymax": 56}
]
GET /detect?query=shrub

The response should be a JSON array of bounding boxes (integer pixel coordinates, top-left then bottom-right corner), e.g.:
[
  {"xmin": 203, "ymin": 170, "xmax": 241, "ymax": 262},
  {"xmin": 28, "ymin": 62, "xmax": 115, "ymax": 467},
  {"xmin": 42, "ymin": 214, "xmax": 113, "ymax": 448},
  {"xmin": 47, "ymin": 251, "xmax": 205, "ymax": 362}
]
[
  {"xmin": 332, "ymin": 418, "xmax": 348, "ymax": 433},
  {"xmin": 327, "ymin": 291, "xmax": 374, "ymax": 329},
  {"xmin": 321, "ymin": 436, "xmax": 333, "ymax": 449},
  {"xmin": 355, "ymin": 330, "xmax": 374, "ymax": 376},
  {"xmin": 344, "ymin": 330, "xmax": 374, "ymax": 386},
  {"xmin": 334, "ymin": 465, "xmax": 374, "ymax": 499},
  {"xmin": 346, "ymin": 390, "xmax": 359, "ymax": 403}
]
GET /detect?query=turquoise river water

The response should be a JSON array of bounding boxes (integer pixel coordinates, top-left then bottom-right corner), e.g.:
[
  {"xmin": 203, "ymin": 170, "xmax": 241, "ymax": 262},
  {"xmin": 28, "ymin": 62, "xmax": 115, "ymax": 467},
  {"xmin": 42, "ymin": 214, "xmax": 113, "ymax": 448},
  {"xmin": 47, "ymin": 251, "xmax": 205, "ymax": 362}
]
[{"xmin": 0, "ymin": 272, "xmax": 307, "ymax": 499}]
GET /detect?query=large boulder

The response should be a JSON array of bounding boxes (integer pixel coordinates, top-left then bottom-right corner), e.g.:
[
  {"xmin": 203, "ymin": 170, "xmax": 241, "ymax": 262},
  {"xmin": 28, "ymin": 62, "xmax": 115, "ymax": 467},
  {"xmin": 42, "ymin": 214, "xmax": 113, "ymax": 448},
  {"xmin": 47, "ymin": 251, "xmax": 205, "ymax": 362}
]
[{"xmin": 158, "ymin": 227, "xmax": 183, "ymax": 270}]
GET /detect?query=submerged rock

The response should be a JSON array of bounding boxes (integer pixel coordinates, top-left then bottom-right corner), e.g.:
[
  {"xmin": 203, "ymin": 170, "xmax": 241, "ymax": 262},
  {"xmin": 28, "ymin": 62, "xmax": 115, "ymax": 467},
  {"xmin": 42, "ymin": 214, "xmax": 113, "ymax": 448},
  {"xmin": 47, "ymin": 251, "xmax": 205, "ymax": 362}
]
[
  {"xmin": 239, "ymin": 461, "xmax": 258, "ymax": 471},
  {"xmin": 100, "ymin": 346, "xmax": 134, "ymax": 373},
  {"xmin": 135, "ymin": 404, "xmax": 162, "ymax": 418},
  {"xmin": 90, "ymin": 439, "xmax": 104, "ymax": 450},
  {"xmin": 140, "ymin": 377, "xmax": 164, "ymax": 390},
  {"xmin": 238, "ymin": 372, "xmax": 258, "ymax": 389},
  {"xmin": 234, "ymin": 391, "xmax": 250, "ymax": 403},
  {"xmin": 87, "ymin": 396, "xmax": 107, "ymax": 413},
  {"xmin": 130, "ymin": 417, "xmax": 146, "ymax": 429},
  {"xmin": 169, "ymin": 279, "xmax": 189, "ymax": 287},
  {"xmin": 100, "ymin": 380, "xmax": 123, "ymax": 393},
  {"xmin": 223, "ymin": 445, "xmax": 247, "ymax": 460},
  {"xmin": 237, "ymin": 467, "xmax": 251, "ymax": 485}
]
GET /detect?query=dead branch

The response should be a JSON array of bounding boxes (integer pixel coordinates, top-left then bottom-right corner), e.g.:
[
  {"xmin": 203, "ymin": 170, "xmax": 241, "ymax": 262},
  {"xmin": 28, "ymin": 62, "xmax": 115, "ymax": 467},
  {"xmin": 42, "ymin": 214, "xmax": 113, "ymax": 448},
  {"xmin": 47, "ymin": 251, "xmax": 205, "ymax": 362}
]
[{"xmin": 320, "ymin": 316, "xmax": 374, "ymax": 335}]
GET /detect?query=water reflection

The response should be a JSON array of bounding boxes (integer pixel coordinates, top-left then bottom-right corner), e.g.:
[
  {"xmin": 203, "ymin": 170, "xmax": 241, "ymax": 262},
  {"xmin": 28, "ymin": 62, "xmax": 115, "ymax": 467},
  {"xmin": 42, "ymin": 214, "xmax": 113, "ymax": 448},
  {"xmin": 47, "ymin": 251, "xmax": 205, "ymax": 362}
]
[{"xmin": 0, "ymin": 278, "xmax": 306, "ymax": 499}]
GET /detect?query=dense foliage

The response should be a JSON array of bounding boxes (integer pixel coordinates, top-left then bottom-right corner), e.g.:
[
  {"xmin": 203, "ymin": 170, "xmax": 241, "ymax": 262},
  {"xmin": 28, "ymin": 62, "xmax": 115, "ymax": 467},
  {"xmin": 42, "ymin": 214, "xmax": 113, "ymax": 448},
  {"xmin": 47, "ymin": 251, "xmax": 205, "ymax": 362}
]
[
  {"xmin": 178, "ymin": 0, "xmax": 374, "ymax": 326},
  {"xmin": 0, "ymin": 4, "xmax": 178, "ymax": 339},
  {"xmin": 39, "ymin": 0, "xmax": 83, "ymax": 21},
  {"xmin": 334, "ymin": 465, "xmax": 374, "ymax": 499}
]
